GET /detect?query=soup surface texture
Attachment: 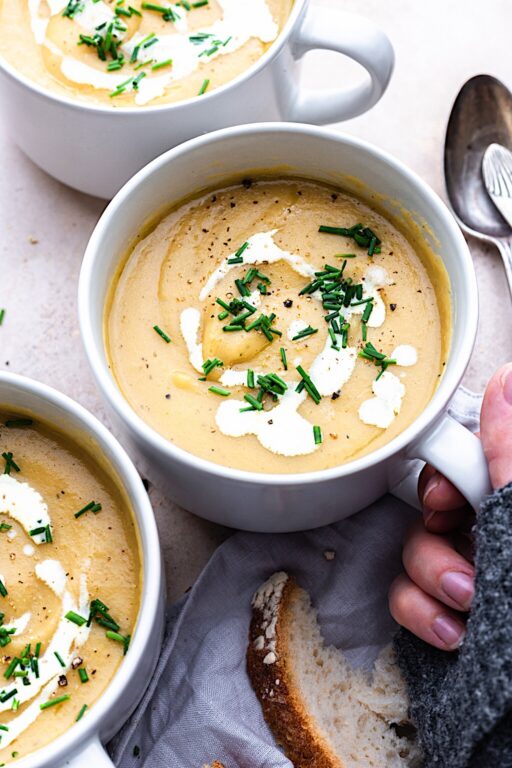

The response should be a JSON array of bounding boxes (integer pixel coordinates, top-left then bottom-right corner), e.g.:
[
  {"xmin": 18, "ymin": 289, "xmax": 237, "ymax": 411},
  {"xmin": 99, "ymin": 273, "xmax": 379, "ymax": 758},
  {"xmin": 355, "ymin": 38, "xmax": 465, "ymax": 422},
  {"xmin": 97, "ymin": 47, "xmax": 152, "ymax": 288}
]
[
  {"xmin": 0, "ymin": 0, "xmax": 292, "ymax": 106},
  {"xmin": 107, "ymin": 179, "xmax": 450, "ymax": 474},
  {"xmin": 0, "ymin": 413, "xmax": 141, "ymax": 763}
]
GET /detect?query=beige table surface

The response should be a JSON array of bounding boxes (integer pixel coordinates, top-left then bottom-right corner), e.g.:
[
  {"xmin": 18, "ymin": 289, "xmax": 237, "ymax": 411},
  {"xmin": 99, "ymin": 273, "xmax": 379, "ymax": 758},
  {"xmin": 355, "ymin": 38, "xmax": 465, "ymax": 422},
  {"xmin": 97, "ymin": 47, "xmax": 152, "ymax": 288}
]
[{"xmin": 2, "ymin": 0, "xmax": 512, "ymax": 601}]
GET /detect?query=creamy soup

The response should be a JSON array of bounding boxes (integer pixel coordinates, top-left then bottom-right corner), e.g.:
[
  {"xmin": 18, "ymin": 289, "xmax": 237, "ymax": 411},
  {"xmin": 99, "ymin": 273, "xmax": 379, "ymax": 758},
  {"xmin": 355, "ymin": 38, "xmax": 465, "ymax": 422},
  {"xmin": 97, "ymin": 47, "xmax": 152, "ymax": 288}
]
[
  {"xmin": 0, "ymin": 0, "xmax": 291, "ymax": 106},
  {"xmin": 0, "ymin": 412, "xmax": 141, "ymax": 763},
  {"xmin": 106, "ymin": 179, "xmax": 450, "ymax": 474}
]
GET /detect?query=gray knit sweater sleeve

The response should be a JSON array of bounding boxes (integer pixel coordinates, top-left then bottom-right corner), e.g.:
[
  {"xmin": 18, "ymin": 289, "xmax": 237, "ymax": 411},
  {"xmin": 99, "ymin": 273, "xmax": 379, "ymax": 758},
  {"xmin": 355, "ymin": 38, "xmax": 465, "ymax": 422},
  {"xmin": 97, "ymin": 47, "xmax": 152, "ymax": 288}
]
[{"xmin": 394, "ymin": 483, "xmax": 512, "ymax": 768}]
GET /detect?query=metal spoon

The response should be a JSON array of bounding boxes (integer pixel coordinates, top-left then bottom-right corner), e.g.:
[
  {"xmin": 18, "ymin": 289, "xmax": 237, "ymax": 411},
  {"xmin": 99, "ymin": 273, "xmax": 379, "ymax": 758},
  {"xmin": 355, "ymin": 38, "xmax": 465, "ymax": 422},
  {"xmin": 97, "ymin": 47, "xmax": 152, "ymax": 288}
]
[{"xmin": 444, "ymin": 74, "xmax": 512, "ymax": 298}]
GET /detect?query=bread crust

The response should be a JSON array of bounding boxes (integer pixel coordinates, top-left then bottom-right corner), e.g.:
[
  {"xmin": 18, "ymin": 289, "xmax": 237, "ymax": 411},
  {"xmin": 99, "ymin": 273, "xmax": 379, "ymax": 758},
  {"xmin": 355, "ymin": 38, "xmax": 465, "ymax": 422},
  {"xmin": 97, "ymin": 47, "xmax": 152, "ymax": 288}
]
[{"xmin": 247, "ymin": 577, "xmax": 343, "ymax": 768}]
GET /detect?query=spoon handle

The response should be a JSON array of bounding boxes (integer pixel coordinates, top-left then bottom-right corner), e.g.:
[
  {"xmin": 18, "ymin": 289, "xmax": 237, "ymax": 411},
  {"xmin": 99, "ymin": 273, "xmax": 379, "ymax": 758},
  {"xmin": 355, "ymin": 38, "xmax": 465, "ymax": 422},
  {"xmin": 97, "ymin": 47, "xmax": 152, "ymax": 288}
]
[{"xmin": 496, "ymin": 238, "xmax": 512, "ymax": 300}]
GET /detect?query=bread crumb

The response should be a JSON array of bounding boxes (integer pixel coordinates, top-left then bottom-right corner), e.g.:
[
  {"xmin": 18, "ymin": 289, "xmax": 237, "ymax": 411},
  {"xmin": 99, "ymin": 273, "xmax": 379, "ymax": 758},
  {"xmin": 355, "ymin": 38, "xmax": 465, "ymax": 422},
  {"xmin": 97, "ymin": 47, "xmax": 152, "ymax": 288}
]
[
  {"xmin": 323, "ymin": 550, "xmax": 336, "ymax": 561},
  {"xmin": 253, "ymin": 635, "xmax": 265, "ymax": 651},
  {"xmin": 28, "ymin": 236, "xmax": 39, "ymax": 244}
]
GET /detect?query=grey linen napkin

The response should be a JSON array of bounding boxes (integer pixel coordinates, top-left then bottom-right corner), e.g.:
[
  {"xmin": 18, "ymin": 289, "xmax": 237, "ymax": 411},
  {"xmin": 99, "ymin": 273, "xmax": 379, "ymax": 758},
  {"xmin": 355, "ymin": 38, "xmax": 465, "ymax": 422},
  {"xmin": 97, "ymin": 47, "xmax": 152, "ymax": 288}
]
[{"xmin": 109, "ymin": 388, "xmax": 484, "ymax": 768}]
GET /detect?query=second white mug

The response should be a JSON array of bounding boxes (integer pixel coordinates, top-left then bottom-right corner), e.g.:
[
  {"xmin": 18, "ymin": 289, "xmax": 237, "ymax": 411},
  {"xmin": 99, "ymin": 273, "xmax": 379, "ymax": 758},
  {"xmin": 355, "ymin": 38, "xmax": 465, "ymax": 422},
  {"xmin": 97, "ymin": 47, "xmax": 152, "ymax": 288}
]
[{"xmin": 0, "ymin": 1, "xmax": 394, "ymax": 198}]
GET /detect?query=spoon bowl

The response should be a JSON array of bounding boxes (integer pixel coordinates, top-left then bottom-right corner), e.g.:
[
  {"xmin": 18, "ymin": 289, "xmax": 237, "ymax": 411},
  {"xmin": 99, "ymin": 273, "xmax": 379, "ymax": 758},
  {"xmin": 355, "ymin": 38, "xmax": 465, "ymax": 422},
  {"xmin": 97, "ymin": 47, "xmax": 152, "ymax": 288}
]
[{"xmin": 445, "ymin": 74, "xmax": 512, "ymax": 240}]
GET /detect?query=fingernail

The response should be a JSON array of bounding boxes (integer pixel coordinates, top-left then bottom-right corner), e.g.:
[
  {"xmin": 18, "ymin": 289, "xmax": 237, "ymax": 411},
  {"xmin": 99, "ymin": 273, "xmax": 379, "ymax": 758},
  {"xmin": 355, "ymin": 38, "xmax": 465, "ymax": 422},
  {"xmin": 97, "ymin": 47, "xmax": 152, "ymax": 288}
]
[
  {"xmin": 432, "ymin": 615, "xmax": 466, "ymax": 649},
  {"xmin": 423, "ymin": 476, "xmax": 440, "ymax": 507},
  {"xmin": 501, "ymin": 366, "xmax": 512, "ymax": 405},
  {"xmin": 423, "ymin": 507, "xmax": 437, "ymax": 528},
  {"xmin": 441, "ymin": 571, "xmax": 474, "ymax": 610}
]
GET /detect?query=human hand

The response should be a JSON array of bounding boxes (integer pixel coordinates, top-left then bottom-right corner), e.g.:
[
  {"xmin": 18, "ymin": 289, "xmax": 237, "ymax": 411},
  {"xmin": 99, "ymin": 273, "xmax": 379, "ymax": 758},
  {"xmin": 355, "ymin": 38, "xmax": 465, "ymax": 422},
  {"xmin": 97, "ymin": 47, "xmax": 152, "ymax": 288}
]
[{"xmin": 389, "ymin": 363, "xmax": 512, "ymax": 650}]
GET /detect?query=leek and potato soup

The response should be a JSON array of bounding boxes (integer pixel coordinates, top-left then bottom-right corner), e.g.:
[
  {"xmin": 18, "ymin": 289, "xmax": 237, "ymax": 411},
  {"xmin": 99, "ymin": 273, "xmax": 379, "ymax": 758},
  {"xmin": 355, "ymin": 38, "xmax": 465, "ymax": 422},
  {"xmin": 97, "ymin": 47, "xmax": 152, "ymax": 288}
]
[
  {"xmin": 0, "ymin": 413, "xmax": 141, "ymax": 763},
  {"xmin": 106, "ymin": 179, "xmax": 450, "ymax": 474},
  {"xmin": 0, "ymin": 0, "xmax": 292, "ymax": 106}
]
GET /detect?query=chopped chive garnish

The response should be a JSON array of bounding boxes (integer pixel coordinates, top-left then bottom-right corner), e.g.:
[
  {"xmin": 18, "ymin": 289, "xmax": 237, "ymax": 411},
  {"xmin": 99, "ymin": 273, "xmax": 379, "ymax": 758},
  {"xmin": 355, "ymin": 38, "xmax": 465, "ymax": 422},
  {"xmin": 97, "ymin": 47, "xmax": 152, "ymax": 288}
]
[
  {"xmin": 217, "ymin": 310, "xmax": 229, "ymax": 320},
  {"xmin": 361, "ymin": 301, "xmax": 374, "ymax": 324},
  {"xmin": 198, "ymin": 78, "xmax": 210, "ymax": 95},
  {"xmin": 62, "ymin": 0, "xmax": 84, "ymax": 18},
  {"xmin": 0, "ymin": 309, "xmax": 4, "ymax": 325},
  {"xmin": 107, "ymin": 59, "xmax": 125, "ymax": 71},
  {"xmin": 54, "ymin": 651, "xmax": 66, "ymax": 668},
  {"xmin": 313, "ymin": 425, "xmax": 322, "ymax": 444},
  {"xmin": 280, "ymin": 347, "xmax": 288, "ymax": 370},
  {"xmin": 242, "ymin": 267, "xmax": 258, "ymax": 285},
  {"xmin": 208, "ymin": 385, "xmax": 231, "ymax": 397},
  {"xmin": 4, "ymin": 418, "xmax": 33, "ymax": 428},
  {"xmin": 247, "ymin": 369, "xmax": 255, "ymax": 388},
  {"xmin": 153, "ymin": 325, "xmax": 171, "ymax": 343},
  {"xmin": 234, "ymin": 278, "xmax": 250, "ymax": 297},
  {"xmin": 78, "ymin": 668, "xmax": 89, "ymax": 683},
  {"xmin": 28, "ymin": 526, "xmax": 45, "ymax": 537},
  {"xmin": 0, "ymin": 689, "xmax": 17, "ymax": 703},
  {"xmin": 291, "ymin": 326, "xmax": 318, "ymax": 341},
  {"xmin": 296, "ymin": 366, "xmax": 321, "ymax": 404},
  {"xmin": 76, "ymin": 703, "xmax": 88, "ymax": 721},
  {"xmin": 202, "ymin": 357, "xmax": 223, "ymax": 377},
  {"xmin": 328, "ymin": 326, "xmax": 339, "ymax": 350},
  {"xmin": 106, "ymin": 630, "xmax": 130, "ymax": 654},
  {"xmin": 199, "ymin": 44, "xmax": 218, "ymax": 57},
  {"xmin": 44, "ymin": 524, "xmax": 53, "ymax": 543},
  {"xmin": 141, "ymin": 1, "xmax": 179, "ymax": 20},
  {"xmin": 75, "ymin": 500, "xmax": 101, "ymax": 519},
  {"xmin": 0, "ymin": 724, "xmax": 8, "ymax": 731},
  {"xmin": 2, "ymin": 452, "xmax": 20, "ymax": 475},
  {"xmin": 35, "ymin": 642, "xmax": 42, "ymax": 658},
  {"xmin": 0, "ymin": 523, "xmax": 12, "ymax": 532},
  {"xmin": 4, "ymin": 658, "xmax": 18, "ymax": 679},
  {"xmin": 319, "ymin": 223, "xmax": 382, "ymax": 256},
  {"xmin": 359, "ymin": 341, "xmax": 386, "ymax": 361},
  {"xmin": 235, "ymin": 241, "xmax": 249, "ymax": 258},
  {"xmin": 227, "ymin": 256, "xmax": 243, "ymax": 265},
  {"xmin": 359, "ymin": 342, "xmax": 396, "ymax": 379},
  {"xmin": 40, "ymin": 694, "xmax": 70, "ymax": 710},
  {"xmin": 65, "ymin": 611, "xmax": 87, "ymax": 627},
  {"xmin": 88, "ymin": 598, "xmax": 121, "ymax": 632},
  {"xmin": 243, "ymin": 393, "xmax": 263, "ymax": 411},
  {"xmin": 152, "ymin": 58, "xmax": 173, "ymax": 70},
  {"xmin": 0, "ymin": 580, "xmax": 8, "ymax": 597}
]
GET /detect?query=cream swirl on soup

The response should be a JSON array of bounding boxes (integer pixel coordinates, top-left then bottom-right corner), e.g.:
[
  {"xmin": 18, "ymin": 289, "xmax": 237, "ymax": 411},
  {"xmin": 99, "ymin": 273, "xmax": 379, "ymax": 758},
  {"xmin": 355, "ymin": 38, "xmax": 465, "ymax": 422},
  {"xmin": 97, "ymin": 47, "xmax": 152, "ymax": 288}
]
[{"xmin": 177, "ymin": 230, "xmax": 418, "ymax": 456}]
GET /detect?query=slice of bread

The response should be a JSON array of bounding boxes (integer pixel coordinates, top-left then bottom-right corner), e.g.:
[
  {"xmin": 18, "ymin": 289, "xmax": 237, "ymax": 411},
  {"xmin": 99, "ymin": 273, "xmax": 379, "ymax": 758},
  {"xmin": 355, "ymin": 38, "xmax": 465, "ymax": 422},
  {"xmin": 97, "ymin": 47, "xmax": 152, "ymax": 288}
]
[{"xmin": 247, "ymin": 572, "xmax": 421, "ymax": 768}]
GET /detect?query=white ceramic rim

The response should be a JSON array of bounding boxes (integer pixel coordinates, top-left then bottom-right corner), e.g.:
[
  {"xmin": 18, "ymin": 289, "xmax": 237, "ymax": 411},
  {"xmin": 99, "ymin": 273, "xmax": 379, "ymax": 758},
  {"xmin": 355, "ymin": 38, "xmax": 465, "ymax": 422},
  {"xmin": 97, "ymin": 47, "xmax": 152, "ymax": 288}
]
[
  {"xmin": 0, "ymin": 0, "xmax": 304, "ymax": 115},
  {"xmin": 79, "ymin": 122, "xmax": 478, "ymax": 487},
  {"xmin": 0, "ymin": 370, "xmax": 162, "ymax": 768}
]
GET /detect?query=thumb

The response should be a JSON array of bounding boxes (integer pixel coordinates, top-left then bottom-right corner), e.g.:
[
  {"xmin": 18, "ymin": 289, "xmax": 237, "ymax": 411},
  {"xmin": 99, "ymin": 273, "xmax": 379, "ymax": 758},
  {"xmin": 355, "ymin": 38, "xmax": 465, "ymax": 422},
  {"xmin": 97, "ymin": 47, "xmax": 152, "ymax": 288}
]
[{"xmin": 480, "ymin": 363, "xmax": 512, "ymax": 490}]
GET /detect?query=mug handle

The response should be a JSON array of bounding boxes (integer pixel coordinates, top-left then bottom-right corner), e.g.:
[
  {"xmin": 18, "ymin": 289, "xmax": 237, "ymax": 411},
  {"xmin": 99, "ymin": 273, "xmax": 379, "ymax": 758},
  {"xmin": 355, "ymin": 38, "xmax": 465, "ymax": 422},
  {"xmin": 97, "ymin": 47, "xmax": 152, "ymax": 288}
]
[
  {"xmin": 286, "ymin": 6, "xmax": 394, "ymax": 124},
  {"xmin": 394, "ymin": 413, "xmax": 492, "ymax": 512},
  {"xmin": 64, "ymin": 737, "xmax": 114, "ymax": 767}
]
